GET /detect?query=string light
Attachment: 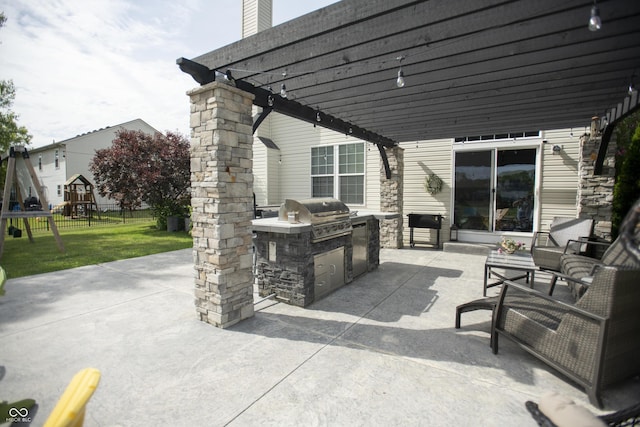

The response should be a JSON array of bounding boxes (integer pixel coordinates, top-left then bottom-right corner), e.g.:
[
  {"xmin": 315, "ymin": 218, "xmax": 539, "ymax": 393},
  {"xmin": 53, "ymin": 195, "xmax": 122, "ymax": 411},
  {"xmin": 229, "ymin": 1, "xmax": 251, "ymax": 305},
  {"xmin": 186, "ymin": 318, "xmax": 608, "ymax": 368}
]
[
  {"xmin": 222, "ymin": 2, "xmax": 588, "ymax": 97},
  {"xmin": 588, "ymin": 1, "xmax": 602, "ymax": 32},
  {"xmin": 396, "ymin": 56, "xmax": 405, "ymax": 88},
  {"xmin": 280, "ymin": 71, "xmax": 288, "ymax": 98},
  {"xmin": 265, "ymin": 85, "xmax": 275, "ymax": 106}
]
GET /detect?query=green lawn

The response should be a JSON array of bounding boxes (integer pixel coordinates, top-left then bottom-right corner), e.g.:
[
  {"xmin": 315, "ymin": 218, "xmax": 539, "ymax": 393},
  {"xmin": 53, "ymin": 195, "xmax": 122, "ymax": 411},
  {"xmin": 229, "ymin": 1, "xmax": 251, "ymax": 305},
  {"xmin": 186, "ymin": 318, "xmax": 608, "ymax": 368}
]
[{"xmin": 0, "ymin": 222, "xmax": 192, "ymax": 278}]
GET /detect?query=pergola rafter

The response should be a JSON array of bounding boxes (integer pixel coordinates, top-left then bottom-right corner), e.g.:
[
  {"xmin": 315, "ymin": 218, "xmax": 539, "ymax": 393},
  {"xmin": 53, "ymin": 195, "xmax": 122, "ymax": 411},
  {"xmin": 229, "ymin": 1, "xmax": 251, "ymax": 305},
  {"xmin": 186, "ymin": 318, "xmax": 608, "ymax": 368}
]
[{"xmin": 179, "ymin": 0, "xmax": 640, "ymax": 173}]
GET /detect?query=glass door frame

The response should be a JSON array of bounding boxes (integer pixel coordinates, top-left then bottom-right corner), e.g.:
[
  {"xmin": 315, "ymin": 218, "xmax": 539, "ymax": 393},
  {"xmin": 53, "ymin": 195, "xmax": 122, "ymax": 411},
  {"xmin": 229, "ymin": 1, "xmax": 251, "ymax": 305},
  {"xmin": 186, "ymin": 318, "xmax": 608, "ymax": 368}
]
[{"xmin": 451, "ymin": 139, "xmax": 542, "ymax": 244}]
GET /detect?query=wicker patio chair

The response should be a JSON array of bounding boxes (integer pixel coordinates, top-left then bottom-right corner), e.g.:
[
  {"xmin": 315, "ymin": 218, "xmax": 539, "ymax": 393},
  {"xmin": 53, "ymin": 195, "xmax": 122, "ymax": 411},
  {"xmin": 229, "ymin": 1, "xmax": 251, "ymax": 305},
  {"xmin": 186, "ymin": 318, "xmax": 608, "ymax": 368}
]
[
  {"xmin": 549, "ymin": 198, "xmax": 640, "ymax": 299},
  {"xmin": 526, "ymin": 398, "xmax": 640, "ymax": 427},
  {"xmin": 491, "ymin": 265, "xmax": 640, "ymax": 408},
  {"xmin": 530, "ymin": 217, "xmax": 594, "ymax": 272}
]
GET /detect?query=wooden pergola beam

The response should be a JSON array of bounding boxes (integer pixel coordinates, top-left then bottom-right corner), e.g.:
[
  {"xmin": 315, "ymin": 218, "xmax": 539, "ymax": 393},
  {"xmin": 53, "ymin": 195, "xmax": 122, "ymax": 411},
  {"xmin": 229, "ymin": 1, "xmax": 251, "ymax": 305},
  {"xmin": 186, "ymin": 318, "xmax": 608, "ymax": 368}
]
[{"xmin": 177, "ymin": 57, "xmax": 397, "ymax": 178}]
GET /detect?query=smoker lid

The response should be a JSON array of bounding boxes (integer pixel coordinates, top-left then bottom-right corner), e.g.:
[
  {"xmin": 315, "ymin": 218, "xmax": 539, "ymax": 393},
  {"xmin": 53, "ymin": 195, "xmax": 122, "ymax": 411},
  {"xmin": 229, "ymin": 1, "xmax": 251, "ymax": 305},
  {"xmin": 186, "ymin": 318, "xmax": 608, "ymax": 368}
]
[{"xmin": 278, "ymin": 198, "xmax": 350, "ymax": 223}]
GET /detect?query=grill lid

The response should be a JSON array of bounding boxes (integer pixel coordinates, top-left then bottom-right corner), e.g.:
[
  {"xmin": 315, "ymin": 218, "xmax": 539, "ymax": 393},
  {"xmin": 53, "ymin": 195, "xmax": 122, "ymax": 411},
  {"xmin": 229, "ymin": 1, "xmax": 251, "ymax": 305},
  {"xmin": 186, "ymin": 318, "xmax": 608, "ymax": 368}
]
[{"xmin": 279, "ymin": 198, "xmax": 350, "ymax": 224}]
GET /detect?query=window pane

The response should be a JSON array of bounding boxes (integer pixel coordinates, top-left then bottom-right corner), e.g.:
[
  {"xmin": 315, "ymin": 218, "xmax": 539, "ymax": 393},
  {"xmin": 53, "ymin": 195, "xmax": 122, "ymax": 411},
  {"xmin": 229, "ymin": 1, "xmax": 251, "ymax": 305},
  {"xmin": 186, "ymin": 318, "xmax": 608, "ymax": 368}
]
[
  {"xmin": 311, "ymin": 146, "xmax": 333, "ymax": 175},
  {"xmin": 339, "ymin": 143, "xmax": 364, "ymax": 174},
  {"xmin": 313, "ymin": 176, "xmax": 334, "ymax": 198},
  {"xmin": 339, "ymin": 176, "xmax": 363, "ymax": 204},
  {"xmin": 454, "ymin": 151, "xmax": 491, "ymax": 231},
  {"xmin": 495, "ymin": 149, "xmax": 536, "ymax": 232}
]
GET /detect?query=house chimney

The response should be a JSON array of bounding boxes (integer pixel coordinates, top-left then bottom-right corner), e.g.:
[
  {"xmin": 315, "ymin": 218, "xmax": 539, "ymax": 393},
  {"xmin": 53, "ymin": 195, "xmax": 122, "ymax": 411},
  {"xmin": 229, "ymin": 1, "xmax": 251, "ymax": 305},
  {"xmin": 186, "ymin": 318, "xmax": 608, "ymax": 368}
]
[{"xmin": 242, "ymin": 0, "xmax": 273, "ymax": 38}]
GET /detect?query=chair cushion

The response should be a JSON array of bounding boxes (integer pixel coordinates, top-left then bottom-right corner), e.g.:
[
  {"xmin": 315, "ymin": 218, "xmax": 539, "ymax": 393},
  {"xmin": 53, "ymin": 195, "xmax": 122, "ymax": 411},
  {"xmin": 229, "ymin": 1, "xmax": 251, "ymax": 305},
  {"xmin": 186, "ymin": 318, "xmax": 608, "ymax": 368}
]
[
  {"xmin": 532, "ymin": 246, "xmax": 565, "ymax": 271},
  {"xmin": 549, "ymin": 217, "xmax": 594, "ymax": 249},
  {"xmin": 560, "ymin": 254, "xmax": 602, "ymax": 277},
  {"xmin": 538, "ymin": 392, "xmax": 606, "ymax": 427},
  {"xmin": 560, "ymin": 254, "xmax": 601, "ymax": 300},
  {"xmin": 500, "ymin": 292, "xmax": 566, "ymax": 333}
]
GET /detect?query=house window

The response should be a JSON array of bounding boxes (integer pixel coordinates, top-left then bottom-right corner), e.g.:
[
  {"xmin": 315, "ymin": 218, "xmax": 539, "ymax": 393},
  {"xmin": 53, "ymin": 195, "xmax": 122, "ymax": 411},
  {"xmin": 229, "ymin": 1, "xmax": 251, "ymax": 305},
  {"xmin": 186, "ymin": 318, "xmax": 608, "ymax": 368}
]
[
  {"xmin": 38, "ymin": 156, "xmax": 42, "ymax": 171},
  {"xmin": 54, "ymin": 150, "xmax": 59, "ymax": 169},
  {"xmin": 454, "ymin": 131, "xmax": 540, "ymax": 143},
  {"xmin": 311, "ymin": 142, "xmax": 365, "ymax": 204},
  {"xmin": 453, "ymin": 148, "xmax": 537, "ymax": 233},
  {"xmin": 57, "ymin": 185, "xmax": 62, "ymax": 196},
  {"xmin": 338, "ymin": 143, "xmax": 364, "ymax": 204},
  {"xmin": 311, "ymin": 146, "xmax": 334, "ymax": 197}
]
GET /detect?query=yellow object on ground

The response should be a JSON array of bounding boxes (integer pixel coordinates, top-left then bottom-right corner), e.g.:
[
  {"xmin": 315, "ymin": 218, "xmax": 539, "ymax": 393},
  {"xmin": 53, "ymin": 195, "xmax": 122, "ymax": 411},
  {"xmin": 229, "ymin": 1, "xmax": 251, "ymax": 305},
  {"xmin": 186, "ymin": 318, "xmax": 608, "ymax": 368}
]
[
  {"xmin": 43, "ymin": 368, "xmax": 101, "ymax": 427},
  {"xmin": 0, "ymin": 266, "xmax": 6, "ymax": 296}
]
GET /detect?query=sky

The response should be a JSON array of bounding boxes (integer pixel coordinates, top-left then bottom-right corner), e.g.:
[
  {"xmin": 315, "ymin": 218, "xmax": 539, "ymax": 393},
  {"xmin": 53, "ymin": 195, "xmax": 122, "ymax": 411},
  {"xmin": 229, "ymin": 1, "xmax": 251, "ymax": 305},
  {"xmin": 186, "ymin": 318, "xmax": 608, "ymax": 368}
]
[{"xmin": 0, "ymin": 0, "xmax": 338, "ymax": 148}]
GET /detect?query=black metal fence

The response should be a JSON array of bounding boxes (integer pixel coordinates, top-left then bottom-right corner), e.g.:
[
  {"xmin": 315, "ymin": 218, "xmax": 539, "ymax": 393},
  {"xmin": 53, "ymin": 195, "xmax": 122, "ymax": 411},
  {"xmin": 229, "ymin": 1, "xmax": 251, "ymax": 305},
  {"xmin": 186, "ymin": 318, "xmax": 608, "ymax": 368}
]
[{"xmin": 5, "ymin": 204, "xmax": 156, "ymax": 233}]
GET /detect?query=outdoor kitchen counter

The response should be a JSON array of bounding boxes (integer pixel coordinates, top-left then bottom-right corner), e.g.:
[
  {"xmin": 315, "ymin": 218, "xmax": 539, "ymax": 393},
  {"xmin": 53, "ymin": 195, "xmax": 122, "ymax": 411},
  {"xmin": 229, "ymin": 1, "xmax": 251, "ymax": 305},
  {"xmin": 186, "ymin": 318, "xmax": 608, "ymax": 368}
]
[
  {"xmin": 351, "ymin": 211, "xmax": 400, "ymax": 222},
  {"xmin": 251, "ymin": 211, "xmax": 399, "ymax": 233}
]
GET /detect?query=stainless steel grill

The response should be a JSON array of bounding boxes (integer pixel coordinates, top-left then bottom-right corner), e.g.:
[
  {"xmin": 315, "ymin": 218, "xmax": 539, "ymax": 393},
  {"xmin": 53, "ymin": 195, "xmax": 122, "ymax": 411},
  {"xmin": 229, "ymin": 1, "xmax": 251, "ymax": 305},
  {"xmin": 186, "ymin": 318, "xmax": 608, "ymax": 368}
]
[{"xmin": 279, "ymin": 198, "xmax": 352, "ymax": 242}]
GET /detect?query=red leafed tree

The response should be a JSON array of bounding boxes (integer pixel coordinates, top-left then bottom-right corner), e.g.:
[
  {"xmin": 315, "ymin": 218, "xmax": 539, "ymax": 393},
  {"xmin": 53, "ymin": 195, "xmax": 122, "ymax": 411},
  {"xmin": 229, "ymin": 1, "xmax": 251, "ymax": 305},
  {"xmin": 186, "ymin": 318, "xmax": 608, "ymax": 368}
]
[{"xmin": 90, "ymin": 130, "xmax": 190, "ymax": 227}]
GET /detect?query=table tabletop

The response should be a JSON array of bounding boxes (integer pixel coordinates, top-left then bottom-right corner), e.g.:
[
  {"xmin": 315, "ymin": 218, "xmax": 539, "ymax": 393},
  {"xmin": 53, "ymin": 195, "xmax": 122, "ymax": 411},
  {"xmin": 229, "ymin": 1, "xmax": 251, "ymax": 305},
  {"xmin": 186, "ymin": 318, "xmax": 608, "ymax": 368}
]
[{"xmin": 485, "ymin": 249, "xmax": 536, "ymax": 270}]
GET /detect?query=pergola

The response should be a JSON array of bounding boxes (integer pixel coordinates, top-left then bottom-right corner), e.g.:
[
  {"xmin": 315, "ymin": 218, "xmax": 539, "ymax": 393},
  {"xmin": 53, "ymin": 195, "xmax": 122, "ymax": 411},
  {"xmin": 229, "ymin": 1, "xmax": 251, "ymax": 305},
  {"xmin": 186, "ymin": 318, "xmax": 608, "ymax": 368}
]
[
  {"xmin": 180, "ymin": 0, "xmax": 640, "ymax": 328},
  {"xmin": 179, "ymin": 0, "xmax": 640, "ymax": 174}
]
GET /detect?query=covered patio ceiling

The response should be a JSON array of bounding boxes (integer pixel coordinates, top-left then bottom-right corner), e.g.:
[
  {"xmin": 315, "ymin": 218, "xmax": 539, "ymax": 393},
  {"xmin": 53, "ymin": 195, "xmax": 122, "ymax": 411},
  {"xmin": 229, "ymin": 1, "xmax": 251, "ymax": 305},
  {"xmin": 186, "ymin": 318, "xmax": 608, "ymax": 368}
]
[{"xmin": 180, "ymin": 0, "xmax": 640, "ymax": 146}]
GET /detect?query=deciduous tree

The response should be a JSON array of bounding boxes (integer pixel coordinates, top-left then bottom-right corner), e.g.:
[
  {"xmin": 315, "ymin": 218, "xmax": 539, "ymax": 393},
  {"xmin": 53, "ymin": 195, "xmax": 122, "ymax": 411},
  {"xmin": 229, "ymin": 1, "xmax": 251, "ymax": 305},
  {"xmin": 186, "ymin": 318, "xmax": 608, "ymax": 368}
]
[
  {"xmin": 0, "ymin": 13, "xmax": 32, "ymax": 153},
  {"xmin": 89, "ymin": 130, "xmax": 190, "ymax": 228}
]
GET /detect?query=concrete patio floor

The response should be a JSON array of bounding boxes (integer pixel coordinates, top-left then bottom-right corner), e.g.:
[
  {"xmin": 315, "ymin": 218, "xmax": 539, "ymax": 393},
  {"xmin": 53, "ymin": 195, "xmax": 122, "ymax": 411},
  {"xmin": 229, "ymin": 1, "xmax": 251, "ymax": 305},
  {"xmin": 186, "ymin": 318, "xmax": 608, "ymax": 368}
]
[{"xmin": 1, "ymin": 248, "xmax": 638, "ymax": 426}]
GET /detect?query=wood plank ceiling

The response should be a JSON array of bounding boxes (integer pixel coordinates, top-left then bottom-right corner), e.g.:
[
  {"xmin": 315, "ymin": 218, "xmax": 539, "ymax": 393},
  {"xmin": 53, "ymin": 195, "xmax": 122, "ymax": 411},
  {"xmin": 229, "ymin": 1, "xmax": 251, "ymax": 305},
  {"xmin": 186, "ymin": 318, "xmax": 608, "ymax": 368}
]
[{"xmin": 186, "ymin": 0, "xmax": 640, "ymax": 144}]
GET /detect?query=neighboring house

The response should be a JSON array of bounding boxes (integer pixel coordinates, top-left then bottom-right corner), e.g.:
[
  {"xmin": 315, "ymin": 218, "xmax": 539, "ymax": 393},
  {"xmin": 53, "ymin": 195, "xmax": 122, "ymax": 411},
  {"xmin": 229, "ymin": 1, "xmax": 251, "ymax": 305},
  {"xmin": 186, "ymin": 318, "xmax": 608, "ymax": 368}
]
[
  {"xmin": 253, "ymin": 111, "xmax": 585, "ymax": 246},
  {"xmin": 24, "ymin": 119, "xmax": 159, "ymax": 208}
]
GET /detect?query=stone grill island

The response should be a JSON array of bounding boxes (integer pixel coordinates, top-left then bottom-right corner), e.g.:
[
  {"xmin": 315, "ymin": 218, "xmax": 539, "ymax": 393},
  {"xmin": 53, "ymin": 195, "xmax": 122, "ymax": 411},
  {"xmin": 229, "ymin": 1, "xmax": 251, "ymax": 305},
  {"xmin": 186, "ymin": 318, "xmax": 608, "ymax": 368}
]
[{"xmin": 252, "ymin": 198, "xmax": 394, "ymax": 307}]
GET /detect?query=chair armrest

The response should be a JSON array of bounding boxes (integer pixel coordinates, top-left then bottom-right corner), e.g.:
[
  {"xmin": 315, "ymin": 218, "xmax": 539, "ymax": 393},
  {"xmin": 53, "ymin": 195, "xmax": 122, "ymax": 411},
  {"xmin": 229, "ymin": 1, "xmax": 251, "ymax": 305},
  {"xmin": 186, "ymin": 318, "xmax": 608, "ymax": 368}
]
[
  {"xmin": 563, "ymin": 238, "xmax": 610, "ymax": 255},
  {"xmin": 550, "ymin": 270, "xmax": 594, "ymax": 288},
  {"xmin": 495, "ymin": 279, "xmax": 606, "ymax": 322},
  {"xmin": 531, "ymin": 231, "xmax": 552, "ymax": 250}
]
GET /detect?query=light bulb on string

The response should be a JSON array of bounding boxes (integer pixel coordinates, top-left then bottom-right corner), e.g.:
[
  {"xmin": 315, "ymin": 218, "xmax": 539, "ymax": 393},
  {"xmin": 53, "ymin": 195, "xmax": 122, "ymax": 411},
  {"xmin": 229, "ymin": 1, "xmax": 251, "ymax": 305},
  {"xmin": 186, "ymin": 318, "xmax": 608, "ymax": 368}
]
[
  {"xmin": 588, "ymin": 2, "xmax": 602, "ymax": 32},
  {"xmin": 397, "ymin": 69, "xmax": 405, "ymax": 88},
  {"xmin": 395, "ymin": 56, "xmax": 406, "ymax": 88},
  {"xmin": 280, "ymin": 71, "xmax": 288, "ymax": 98}
]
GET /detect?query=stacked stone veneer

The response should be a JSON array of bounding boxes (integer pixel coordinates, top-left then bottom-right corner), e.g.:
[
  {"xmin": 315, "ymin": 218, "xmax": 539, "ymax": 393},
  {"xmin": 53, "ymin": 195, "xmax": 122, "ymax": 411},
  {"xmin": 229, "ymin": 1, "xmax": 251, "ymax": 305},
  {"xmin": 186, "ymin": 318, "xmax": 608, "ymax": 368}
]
[
  {"xmin": 577, "ymin": 118, "xmax": 617, "ymax": 244},
  {"xmin": 365, "ymin": 218, "xmax": 381, "ymax": 268},
  {"xmin": 380, "ymin": 146, "xmax": 404, "ymax": 248},
  {"xmin": 254, "ymin": 217, "xmax": 379, "ymax": 307},
  {"xmin": 255, "ymin": 232, "xmax": 351, "ymax": 307},
  {"xmin": 189, "ymin": 81, "xmax": 255, "ymax": 328}
]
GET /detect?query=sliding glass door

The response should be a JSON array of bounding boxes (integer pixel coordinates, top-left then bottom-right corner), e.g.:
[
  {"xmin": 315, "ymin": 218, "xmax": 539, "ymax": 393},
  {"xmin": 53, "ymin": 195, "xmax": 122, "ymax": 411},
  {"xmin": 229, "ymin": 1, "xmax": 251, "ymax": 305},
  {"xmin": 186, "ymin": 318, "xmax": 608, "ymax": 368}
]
[
  {"xmin": 454, "ymin": 148, "xmax": 536, "ymax": 233},
  {"xmin": 454, "ymin": 151, "xmax": 492, "ymax": 231},
  {"xmin": 495, "ymin": 149, "xmax": 536, "ymax": 231}
]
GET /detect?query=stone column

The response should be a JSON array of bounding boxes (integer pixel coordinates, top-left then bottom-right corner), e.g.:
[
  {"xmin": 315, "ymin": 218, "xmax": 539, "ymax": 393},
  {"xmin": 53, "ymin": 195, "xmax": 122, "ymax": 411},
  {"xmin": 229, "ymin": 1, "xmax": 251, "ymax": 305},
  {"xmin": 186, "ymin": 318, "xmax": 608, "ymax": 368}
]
[
  {"xmin": 189, "ymin": 81, "xmax": 255, "ymax": 328},
  {"xmin": 379, "ymin": 146, "xmax": 404, "ymax": 248},
  {"xmin": 577, "ymin": 117, "xmax": 617, "ymax": 244}
]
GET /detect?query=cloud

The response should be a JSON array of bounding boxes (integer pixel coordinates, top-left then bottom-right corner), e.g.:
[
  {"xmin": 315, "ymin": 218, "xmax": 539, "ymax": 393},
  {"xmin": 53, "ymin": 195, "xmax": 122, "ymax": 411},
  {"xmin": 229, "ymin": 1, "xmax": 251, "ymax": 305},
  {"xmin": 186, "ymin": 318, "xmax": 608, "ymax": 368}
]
[
  {"xmin": 0, "ymin": 0, "xmax": 336, "ymax": 146},
  {"xmin": 0, "ymin": 0, "xmax": 227, "ymax": 144}
]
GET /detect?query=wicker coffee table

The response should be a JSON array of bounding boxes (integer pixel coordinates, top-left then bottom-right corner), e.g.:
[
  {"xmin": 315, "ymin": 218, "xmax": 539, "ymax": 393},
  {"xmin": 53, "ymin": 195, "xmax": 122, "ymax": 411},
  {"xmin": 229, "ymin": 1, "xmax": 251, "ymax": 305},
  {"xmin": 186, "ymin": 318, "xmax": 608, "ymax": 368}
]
[{"xmin": 483, "ymin": 249, "xmax": 536, "ymax": 296}]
